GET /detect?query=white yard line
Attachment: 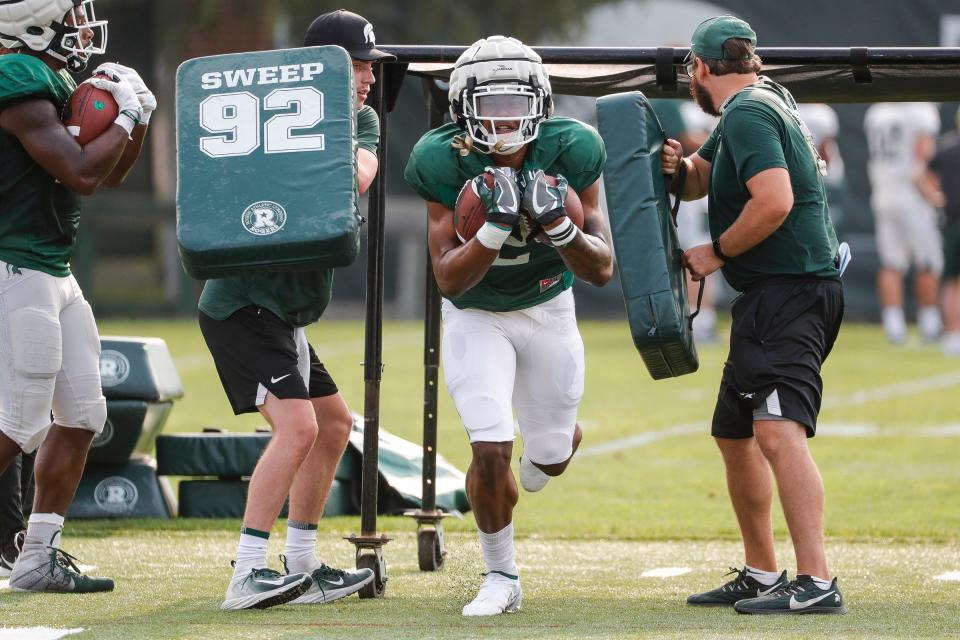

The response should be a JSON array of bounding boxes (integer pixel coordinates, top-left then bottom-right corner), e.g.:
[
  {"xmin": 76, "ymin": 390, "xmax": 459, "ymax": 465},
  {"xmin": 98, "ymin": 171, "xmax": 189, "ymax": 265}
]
[
  {"xmin": 0, "ymin": 629, "xmax": 84, "ymax": 640},
  {"xmin": 581, "ymin": 370, "xmax": 960, "ymax": 457},
  {"xmin": 641, "ymin": 567, "xmax": 692, "ymax": 578}
]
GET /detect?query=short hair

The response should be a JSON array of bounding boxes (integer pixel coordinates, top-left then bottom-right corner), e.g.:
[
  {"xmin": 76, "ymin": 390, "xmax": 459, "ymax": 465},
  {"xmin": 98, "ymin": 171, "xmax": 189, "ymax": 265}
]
[{"xmin": 700, "ymin": 39, "xmax": 762, "ymax": 76}]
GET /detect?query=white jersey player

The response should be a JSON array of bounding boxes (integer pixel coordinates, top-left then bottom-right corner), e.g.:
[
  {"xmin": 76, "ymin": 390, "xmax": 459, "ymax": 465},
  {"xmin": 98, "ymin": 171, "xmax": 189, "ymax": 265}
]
[{"xmin": 864, "ymin": 102, "xmax": 943, "ymax": 343}]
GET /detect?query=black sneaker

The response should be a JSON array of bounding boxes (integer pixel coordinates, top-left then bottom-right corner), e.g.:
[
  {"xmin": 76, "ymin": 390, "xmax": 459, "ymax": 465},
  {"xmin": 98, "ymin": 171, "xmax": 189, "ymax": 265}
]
[
  {"xmin": 0, "ymin": 530, "xmax": 24, "ymax": 578},
  {"xmin": 280, "ymin": 554, "xmax": 374, "ymax": 604},
  {"xmin": 687, "ymin": 566, "xmax": 788, "ymax": 606},
  {"xmin": 734, "ymin": 575, "xmax": 847, "ymax": 615}
]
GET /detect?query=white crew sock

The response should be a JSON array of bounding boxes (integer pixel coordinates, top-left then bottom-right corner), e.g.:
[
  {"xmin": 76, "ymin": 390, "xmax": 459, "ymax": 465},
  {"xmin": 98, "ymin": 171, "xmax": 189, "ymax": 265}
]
[
  {"xmin": 24, "ymin": 513, "xmax": 64, "ymax": 549},
  {"xmin": 810, "ymin": 575, "xmax": 833, "ymax": 589},
  {"xmin": 882, "ymin": 306, "xmax": 907, "ymax": 343},
  {"xmin": 233, "ymin": 528, "xmax": 269, "ymax": 578},
  {"xmin": 284, "ymin": 520, "xmax": 321, "ymax": 573},
  {"xmin": 478, "ymin": 522, "xmax": 518, "ymax": 577},
  {"xmin": 744, "ymin": 564, "xmax": 781, "ymax": 586},
  {"xmin": 918, "ymin": 305, "xmax": 943, "ymax": 340}
]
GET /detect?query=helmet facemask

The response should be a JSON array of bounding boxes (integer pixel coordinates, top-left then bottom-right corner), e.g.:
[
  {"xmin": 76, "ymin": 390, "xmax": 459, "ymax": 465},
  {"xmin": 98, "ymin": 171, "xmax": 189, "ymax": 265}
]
[
  {"xmin": 447, "ymin": 35, "xmax": 553, "ymax": 157},
  {"xmin": 0, "ymin": 0, "xmax": 107, "ymax": 72},
  {"xmin": 462, "ymin": 81, "xmax": 547, "ymax": 155},
  {"xmin": 52, "ymin": 0, "xmax": 108, "ymax": 72}
]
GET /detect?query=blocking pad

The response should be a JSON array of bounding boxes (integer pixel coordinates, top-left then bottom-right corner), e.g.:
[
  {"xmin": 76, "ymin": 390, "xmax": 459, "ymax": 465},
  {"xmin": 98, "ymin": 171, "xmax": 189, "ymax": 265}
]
[
  {"xmin": 596, "ymin": 91, "xmax": 699, "ymax": 379},
  {"xmin": 176, "ymin": 46, "xmax": 359, "ymax": 278}
]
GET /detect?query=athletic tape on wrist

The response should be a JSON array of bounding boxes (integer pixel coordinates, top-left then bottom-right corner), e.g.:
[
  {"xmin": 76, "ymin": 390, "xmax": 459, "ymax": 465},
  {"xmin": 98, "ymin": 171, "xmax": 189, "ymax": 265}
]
[
  {"xmin": 475, "ymin": 221, "xmax": 513, "ymax": 250},
  {"xmin": 139, "ymin": 109, "xmax": 152, "ymax": 126},
  {"xmin": 115, "ymin": 111, "xmax": 138, "ymax": 137},
  {"xmin": 545, "ymin": 217, "xmax": 578, "ymax": 247}
]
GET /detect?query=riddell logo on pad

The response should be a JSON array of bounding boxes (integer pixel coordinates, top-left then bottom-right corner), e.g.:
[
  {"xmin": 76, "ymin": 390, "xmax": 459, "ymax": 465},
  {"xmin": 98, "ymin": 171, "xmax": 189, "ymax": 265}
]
[{"xmin": 242, "ymin": 201, "xmax": 287, "ymax": 236}]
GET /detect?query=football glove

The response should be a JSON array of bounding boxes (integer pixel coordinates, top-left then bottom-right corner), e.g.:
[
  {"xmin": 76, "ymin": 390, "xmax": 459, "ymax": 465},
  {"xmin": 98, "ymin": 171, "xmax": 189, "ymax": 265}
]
[
  {"xmin": 474, "ymin": 166, "xmax": 521, "ymax": 229},
  {"xmin": 520, "ymin": 169, "xmax": 568, "ymax": 226},
  {"xmin": 94, "ymin": 62, "xmax": 156, "ymax": 124},
  {"xmin": 84, "ymin": 71, "xmax": 142, "ymax": 138}
]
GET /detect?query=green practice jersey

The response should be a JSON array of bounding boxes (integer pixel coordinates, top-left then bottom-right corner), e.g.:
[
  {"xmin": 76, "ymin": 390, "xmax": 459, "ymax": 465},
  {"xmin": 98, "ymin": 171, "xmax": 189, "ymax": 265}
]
[
  {"xmin": 404, "ymin": 118, "xmax": 606, "ymax": 311},
  {"xmin": 0, "ymin": 54, "xmax": 78, "ymax": 276},
  {"xmin": 698, "ymin": 80, "xmax": 839, "ymax": 291},
  {"xmin": 198, "ymin": 105, "xmax": 379, "ymax": 328}
]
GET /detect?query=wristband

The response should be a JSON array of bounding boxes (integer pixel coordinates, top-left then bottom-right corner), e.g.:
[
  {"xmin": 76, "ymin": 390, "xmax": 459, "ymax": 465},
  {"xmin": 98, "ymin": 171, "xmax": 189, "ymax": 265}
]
[
  {"xmin": 712, "ymin": 237, "xmax": 729, "ymax": 261},
  {"xmin": 475, "ymin": 221, "xmax": 512, "ymax": 250},
  {"xmin": 545, "ymin": 217, "xmax": 579, "ymax": 247}
]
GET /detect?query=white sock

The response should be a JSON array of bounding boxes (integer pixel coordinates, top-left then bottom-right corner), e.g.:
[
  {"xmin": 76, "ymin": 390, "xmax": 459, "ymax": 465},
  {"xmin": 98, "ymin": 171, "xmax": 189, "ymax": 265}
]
[
  {"xmin": 882, "ymin": 306, "xmax": 907, "ymax": 342},
  {"xmin": 478, "ymin": 522, "xmax": 518, "ymax": 577},
  {"xmin": 744, "ymin": 564, "xmax": 781, "ymax": 586},
  {"xmin": 810, "ymin": 575, "xmax": 833, "ymax": 589},
  {"xmin": 284, "ymin": 520, "xmax": 320, "ymax": 573},
  {"xmin": 918, "ymin": 306, "xmax": 943, "ymax": 339},
  {"xmin": 233, "ymin": 528, "xmax": 269, "ymax": 578},
  {"xmin": 25, "ymin": 513, "xmax": 64, "ymax": 549}
]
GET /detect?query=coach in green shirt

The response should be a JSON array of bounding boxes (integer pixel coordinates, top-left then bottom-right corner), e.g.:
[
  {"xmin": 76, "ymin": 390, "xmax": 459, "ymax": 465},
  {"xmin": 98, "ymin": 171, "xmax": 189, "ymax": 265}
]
[{"xmin": 661, "ymin": 16, "xmax": 847, "ymax": 615}]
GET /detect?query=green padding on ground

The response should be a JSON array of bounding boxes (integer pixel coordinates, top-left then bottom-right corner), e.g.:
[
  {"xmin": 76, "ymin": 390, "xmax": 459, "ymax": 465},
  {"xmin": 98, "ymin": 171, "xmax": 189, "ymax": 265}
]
[
  {"xmin": 176, "ymin": 46, "xmax": 359, "ymax": 278},
  {"xmin": 100, "ymin": 336, "xmax": 184, "ymax": 402},
  {"xmin": 88, "ymin": 400, "xmax": 172, "ymax": 465},
  {"xmin": 596, "ymin": 91, "xmax": 699, "ymax": 379},
  {"xmin": 160, "ymin": 415, "xmax": 469, "ymax": 515},
  {"xmin": 178, "ymin": 478, "xmax": 351, "ymax": 518},
  {"xmin": 69, "ymin": 457, "xmax": 173, "ymax": 519}
]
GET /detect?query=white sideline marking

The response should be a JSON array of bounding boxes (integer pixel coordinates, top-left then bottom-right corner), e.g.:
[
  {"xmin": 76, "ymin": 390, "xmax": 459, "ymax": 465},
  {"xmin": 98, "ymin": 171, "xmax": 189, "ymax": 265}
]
[
  {"xmin": 641, "ymin": 567, "xmax": 691, "ymax": 578},
  {"xmin": 581, "ymin": 371, "xmax": 960, "ymax": 456},
  {"xmin": 0, "ymin": 629, "xmax": 84, "ymax": 640},
  {"xmin": 933, "ymin": 571, "xmax": 960, "ymax": 581},
  {"xmin": 0, "ymin": 579, "xmax": 7, "ymax": 590}
]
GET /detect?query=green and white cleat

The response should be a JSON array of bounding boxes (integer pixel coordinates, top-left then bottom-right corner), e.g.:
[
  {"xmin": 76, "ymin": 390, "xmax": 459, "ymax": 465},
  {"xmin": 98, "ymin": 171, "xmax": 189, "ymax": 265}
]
[
  {"xmin": 687, "ymin": 567, "xmax": 787, "ymax": 606},
  {"xmin": 462, "ymin": 571, "xmax": 522, "ymax": 616},
  {"xmin": 519, "ymin": 456, "xmax": 550, "ymax": 492},
  {"xmin": 280, "ymin": 555, "xmax": 374, "ymax": 604},
  {"xmin": 220, "ymin": 565, "xmax": 312, "ymax": 611},
  {"xmin": 734, "ymin": 575, "xmax": 847, "ymax": 615},
  {"xmin": 9, "ymin": 537, "xmax": 113, "ymax": 593}
]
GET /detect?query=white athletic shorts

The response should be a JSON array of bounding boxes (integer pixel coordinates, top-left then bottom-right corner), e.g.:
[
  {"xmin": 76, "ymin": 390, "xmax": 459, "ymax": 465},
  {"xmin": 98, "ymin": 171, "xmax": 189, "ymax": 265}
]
[
  {"xmin": 872, "ymin": 193, "xmax": 944, "ymax": 274},
  {"xmin": 0, "ymin": 262, "xmax": 106, "ymax": 453},
  {"xmin": 441, "ymin": 288, "xmax": 584, "ymax": 465}
]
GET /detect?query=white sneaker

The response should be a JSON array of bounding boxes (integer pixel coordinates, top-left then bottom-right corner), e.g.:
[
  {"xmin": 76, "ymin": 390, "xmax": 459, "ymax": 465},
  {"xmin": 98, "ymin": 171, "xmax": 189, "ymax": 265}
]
[
  {"xmin": 462, "ymin": 572, "xmax": 522, "ymax": 616},
  {"xmin": 942, "ymin": 332, "xmax": 960, "ymax": 357},
  {"xmin": 519, "ymin": 456, "xmax": 550, "ymax": 492}
]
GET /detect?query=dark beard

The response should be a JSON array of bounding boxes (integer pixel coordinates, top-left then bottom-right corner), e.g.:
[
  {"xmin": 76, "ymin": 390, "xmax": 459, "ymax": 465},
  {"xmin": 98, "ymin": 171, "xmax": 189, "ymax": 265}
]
[{"xmin": 689, "ymin": 76, "xmax": 719, "ymax": 117}]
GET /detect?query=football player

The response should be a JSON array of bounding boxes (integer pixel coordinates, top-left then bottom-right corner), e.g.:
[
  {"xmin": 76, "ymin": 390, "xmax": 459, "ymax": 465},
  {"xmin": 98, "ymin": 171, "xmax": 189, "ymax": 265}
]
[
  {"xmin": 864, "ymin": 102, "xmax": 944, "ymax": 343},
  {"xmin": 197, "ymin": 10, "xmax": 391, "ymax": 610},
  {"xmin": 0, "ymin": 0, "xmax": 152, "ymax": 592},
  {"xmin": 404, "ymin": 35, "xmax": 613, "ymax": 616}
]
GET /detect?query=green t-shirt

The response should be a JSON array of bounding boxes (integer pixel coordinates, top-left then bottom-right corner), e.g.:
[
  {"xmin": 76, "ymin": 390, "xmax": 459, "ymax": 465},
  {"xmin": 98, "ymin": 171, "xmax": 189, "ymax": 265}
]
[
  {"xmin": 698, "ymin": 80, "xmax": 839, "ymax": 292},
  {"xmin": 0, "ymin": 54, "xmax": 78, "ymax": 277},
  {"xmin": 198, "ymin": 104, "xmax": 379, "ymax": 328},
  {"xmin": 403, "ymin": 118, "xmax": 606, "ymax": 311}
]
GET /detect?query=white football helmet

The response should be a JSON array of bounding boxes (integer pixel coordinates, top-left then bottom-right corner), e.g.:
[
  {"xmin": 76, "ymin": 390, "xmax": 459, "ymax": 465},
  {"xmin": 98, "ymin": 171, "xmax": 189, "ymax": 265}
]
[
  {"xmin": 448, "ymin": 35, "xmax": 553, "ymax": 155},
  {"xmin": 0, "ymin": 0, "xmax": 107, "ymax": 72}
]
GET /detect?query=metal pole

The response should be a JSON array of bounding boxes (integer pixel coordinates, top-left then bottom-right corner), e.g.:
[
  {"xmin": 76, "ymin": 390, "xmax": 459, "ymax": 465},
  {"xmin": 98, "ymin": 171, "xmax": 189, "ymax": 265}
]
[
  {"xmin": 360, "ymin": 64, "xmax": 388, "ymax": 537},
  {"xmin": 421, "ymin": 99, "xmax": 444, "ymax": 514}
]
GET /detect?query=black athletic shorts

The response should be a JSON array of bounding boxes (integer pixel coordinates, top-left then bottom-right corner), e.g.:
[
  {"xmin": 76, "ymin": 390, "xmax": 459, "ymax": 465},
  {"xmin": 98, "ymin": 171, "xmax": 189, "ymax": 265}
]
[
  {"xmin": 712, "ymin": 277, "xmax": 844, "ymax": 439},
  {"xmin": 199, "ymin": 306, "xmax": 338, "ymax": 415}
]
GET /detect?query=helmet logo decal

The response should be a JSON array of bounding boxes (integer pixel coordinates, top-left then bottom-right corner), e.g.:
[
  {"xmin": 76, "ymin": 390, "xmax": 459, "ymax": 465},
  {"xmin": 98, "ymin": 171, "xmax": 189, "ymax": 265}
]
[{"xmin": 363, "ymin": 23, "xmax": 375, "ymax": 45}]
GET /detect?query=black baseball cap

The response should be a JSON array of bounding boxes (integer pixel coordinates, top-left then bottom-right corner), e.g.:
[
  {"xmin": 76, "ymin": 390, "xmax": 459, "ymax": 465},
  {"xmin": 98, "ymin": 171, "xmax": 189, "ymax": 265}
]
[{"xmin": 303, "ymin": 9, "xmax": 395, "ymax": 61}]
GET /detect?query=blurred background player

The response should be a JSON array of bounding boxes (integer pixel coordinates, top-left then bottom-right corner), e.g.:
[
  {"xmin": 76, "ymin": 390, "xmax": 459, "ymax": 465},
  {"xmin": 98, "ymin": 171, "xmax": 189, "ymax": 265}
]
[
  {"xmin": 0, "ymin": 452, "xmax": 33, "ymax": 577},
  {"xmin": 0, "ymin": 0, "xmax": 151, "ymax": 592},
  {"xmin": 197, "ymin": 9, "xmax": 391, "ymax": 610},
  {"xmin": 864, "ymin": 102, "xmax": 943, "ymax": 343},
  {"xmin": 404, "ymin": 35, "xmax": 612, "ymax": 616},
  {"xmin": 925, "ymin": 107, "xmax": 960, "ymax": 357}
]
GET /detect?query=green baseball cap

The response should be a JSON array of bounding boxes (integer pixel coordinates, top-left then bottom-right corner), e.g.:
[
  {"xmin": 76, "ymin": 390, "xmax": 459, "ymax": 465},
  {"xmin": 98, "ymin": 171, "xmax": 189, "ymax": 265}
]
[{"xmin": 690, "ymin": 15, "xmax": 757, "ymax": 60}]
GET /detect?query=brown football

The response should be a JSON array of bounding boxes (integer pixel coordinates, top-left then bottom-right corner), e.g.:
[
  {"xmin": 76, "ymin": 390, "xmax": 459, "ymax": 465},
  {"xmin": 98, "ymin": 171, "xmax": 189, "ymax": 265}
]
[
  {"xmin": 62, "ymin": 75, "xmax": 119, "ymax": 145},
  {"xmin": 454, "ymin": 173, "xmax": 583, "ymax": 244}
]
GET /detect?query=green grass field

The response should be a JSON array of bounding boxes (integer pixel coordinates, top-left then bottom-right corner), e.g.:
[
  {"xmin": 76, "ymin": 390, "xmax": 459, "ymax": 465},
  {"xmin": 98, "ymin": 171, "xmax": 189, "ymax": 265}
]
[{"xmin": 2, "ymin": 319, "xmax": 959, "ymax": 639}]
